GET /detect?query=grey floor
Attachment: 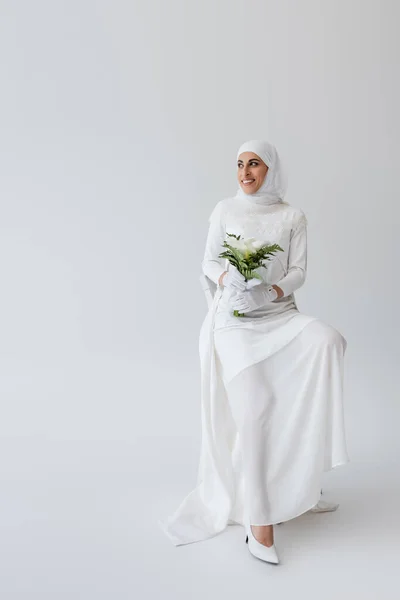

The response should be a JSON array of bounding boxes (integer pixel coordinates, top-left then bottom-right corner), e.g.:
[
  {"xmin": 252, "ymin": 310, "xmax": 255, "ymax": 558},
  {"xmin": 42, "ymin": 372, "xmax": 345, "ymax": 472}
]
[{"xmin": 0, "ymin": 436, "xmax": 398, "ymax": 600}]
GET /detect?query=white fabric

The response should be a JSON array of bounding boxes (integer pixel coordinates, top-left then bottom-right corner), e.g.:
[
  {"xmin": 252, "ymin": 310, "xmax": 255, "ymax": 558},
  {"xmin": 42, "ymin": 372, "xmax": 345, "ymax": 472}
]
[
  {"xmin": 217, "ymin": 319, "xmax": 348, "ymax": 526},
  {"xmin": 223, "ymin": 264, "xmax": 246, "ymax": 291},
  {"xmin": 158, "ymin": 144, "xmax": 350, "ymax": 547},
  {"xmin": 246, "ymin": 278, "xmax": 262, "ymax": 290},
  {"xmin": 235, "ymin": 140, "xmax": 287, "ymax": 205},
  {"xmin": 210, "ymin": 198, "xmax": 308, "ymax": 320},
  {"xmin": 229, "ymin": 283, "xmax": 278, "ymax": 311}
]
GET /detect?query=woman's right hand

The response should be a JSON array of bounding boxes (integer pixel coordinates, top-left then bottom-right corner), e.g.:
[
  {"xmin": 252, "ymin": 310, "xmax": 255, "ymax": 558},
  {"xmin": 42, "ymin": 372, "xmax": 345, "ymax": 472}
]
[{"xmin": 220, "ymin": 265, "xmax": 247, "ymax": 291}]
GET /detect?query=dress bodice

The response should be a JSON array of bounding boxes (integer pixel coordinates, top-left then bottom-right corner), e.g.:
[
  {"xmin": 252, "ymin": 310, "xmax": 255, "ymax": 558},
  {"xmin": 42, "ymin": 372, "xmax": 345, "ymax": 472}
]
[
  {"xmin": 202, "ymin": 197, "xmax": 308, "ymax": 323},
  {"xmin": 221, "ymin": 198, "xmax": 307, "ymax": 286}
]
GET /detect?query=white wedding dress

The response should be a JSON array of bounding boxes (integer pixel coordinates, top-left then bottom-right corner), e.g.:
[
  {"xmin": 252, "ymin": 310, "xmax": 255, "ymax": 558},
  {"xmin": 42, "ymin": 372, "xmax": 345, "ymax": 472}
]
[{"xmin": 158, "ymin": 197, "xmax": 349, "ymax": 545}]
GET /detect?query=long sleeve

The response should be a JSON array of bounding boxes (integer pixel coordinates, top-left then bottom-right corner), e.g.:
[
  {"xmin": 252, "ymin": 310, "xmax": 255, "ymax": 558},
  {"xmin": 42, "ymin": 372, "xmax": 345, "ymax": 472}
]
[
  {"xmin": 201, "ymin": 201, "xmax": 227, "ymax": 285},
  {"xmin": 276, "ymin": 214, "xmax": 307, "ymax": 298}
]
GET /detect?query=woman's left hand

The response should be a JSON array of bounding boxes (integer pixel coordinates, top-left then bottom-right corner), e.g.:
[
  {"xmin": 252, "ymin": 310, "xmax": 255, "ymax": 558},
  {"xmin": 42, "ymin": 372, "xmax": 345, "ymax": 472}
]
[{"xmin": 229, "ymin": 284, "xmax": 282, "ymax": 313}]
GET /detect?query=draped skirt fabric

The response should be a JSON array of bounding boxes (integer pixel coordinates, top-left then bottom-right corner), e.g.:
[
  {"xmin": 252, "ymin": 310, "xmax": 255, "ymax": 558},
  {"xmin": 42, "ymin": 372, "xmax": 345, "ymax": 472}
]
[
  {"xmin": 215, "ymin": 318, "xmax": 349, "ymax": 526},
  {"xmin": 158, "ymin": 287, "xmax": 349, "ymax": 546}
]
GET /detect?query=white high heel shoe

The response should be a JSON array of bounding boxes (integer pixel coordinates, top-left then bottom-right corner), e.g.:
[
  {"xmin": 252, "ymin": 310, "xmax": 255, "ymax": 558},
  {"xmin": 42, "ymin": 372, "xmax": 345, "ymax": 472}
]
[
  {"xmin": 244, "ymin": 517, "xmax": 280, "ymax": 565},
  {"xmin": 308, "ymin": 499, "xmax": 339, "ymax": 513}
]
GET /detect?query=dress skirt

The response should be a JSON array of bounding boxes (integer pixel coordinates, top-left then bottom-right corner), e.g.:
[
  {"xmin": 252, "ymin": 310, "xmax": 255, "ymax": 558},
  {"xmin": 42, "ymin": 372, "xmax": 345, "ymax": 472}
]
[
  {"xmin": 214, "ymin": 317, "xmax": 349, "ymax": 526},
  {"xmin": 158, "ymin": 286, "xmax": 350, "ymax": 546}
]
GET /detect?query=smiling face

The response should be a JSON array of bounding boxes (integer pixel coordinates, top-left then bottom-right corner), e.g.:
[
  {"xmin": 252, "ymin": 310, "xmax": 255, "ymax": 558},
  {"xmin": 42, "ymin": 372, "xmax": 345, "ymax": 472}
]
[{"xmin": 237, "ymin": 152, "xmax": 269, "ymax": 194}]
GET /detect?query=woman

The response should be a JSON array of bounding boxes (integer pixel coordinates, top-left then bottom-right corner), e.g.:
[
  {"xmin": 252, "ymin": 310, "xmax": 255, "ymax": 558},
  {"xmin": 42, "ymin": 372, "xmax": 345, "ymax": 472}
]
[{"xmin": 159, "ymin": 140, "xmax": 349, "ymax": 564}]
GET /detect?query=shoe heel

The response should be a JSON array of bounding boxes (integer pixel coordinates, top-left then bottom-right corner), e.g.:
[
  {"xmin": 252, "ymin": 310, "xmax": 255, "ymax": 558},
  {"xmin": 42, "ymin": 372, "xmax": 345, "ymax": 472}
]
[{"xmin": 245, "ymin": 535, "xmax": 248, "ymax": 544}]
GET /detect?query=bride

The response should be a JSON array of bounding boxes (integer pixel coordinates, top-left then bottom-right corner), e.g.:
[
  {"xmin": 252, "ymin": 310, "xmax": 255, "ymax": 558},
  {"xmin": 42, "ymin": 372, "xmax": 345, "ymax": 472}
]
[{"xmin": 159, "ymin": 140, "xmax": 350, "ymax": 565}]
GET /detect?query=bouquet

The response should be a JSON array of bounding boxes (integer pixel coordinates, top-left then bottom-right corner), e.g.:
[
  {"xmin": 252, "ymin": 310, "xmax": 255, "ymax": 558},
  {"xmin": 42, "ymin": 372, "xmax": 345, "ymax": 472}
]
[{"xmin": 219, "ymin": 233, "xmax": 283, "ymax": 317}]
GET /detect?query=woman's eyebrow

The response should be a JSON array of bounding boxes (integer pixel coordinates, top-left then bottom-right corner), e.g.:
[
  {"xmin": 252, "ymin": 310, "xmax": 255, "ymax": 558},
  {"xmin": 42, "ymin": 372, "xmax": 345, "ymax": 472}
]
[{"xmin": 237, "ymin": 159, "xmax": 259, "ymax": 163}]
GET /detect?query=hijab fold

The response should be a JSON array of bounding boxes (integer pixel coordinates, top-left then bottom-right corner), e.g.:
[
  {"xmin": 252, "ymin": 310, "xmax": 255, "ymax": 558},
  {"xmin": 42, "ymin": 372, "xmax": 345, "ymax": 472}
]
[{"xmin": 234, "ymin": 140, "xmax": 287, "ymax": 206}]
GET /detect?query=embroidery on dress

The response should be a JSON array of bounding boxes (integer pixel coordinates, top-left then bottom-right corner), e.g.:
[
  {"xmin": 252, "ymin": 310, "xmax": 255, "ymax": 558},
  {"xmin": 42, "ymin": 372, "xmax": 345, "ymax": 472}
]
[{"xmin": 224, "ymin": 202, "xmax": 296, "ymax": 244}]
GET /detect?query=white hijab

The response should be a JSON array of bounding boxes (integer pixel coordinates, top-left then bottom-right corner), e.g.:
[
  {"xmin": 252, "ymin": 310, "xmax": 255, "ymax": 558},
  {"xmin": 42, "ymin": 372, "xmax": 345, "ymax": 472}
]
[{"xmin": 234, "ymin": 140, "xmax": 287, "ymax": 206}]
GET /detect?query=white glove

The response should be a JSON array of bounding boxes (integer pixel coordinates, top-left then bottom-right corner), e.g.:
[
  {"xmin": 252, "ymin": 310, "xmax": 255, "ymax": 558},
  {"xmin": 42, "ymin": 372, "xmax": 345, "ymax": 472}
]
[
  {"xmin": 230, "ymin": 284, "xmax": 278, "ymax": 313},
  {"xmin": 245, "ymin": 278, "xmax": 262, "ymax": 290},
  {"xmin": 222, "ymin": 264, "xmax": 247, "ymax": 291}
]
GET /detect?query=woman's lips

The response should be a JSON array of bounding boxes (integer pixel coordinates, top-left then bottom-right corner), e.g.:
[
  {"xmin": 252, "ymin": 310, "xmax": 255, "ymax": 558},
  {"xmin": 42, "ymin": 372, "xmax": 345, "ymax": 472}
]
[{"xmin": 242, "ymin": 179, "xmax": 255, "ymax": 186}]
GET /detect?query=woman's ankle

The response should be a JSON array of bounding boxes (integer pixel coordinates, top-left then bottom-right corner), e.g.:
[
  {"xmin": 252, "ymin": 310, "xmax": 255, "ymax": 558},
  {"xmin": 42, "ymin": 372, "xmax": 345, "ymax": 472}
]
[{"xmin": 250, "ymin": 524, "xmax": 274, "ymax": 547}]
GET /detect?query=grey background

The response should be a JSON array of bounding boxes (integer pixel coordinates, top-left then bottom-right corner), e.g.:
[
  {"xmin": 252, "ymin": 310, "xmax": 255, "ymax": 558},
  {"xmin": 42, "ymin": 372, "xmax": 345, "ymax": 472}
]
[{"xmin": 0, "ymin": 0, "xmax": 398, "ymax": 598}]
